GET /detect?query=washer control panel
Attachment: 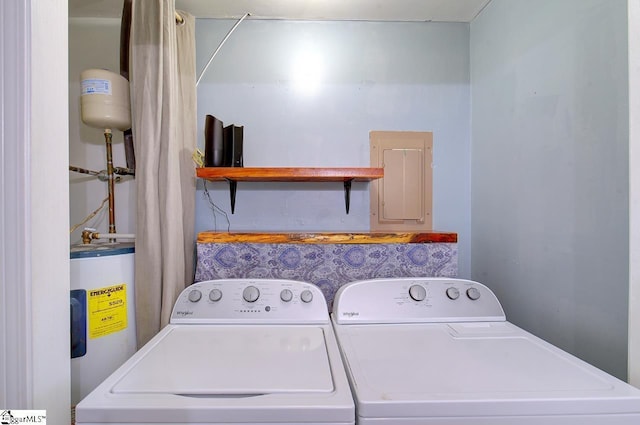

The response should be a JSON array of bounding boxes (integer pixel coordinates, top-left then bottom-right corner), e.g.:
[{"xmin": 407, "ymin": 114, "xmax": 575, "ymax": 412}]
[
  {"xmin": 332, "ymin": 278, "xmax": 505, "ymax": 324},
  {"xmin": 171, "ymin": 279, "xmax": 329, "ymax": 324}
]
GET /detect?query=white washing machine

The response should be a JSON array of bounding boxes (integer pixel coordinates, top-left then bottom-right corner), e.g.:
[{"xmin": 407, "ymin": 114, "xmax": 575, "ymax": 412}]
[
  {"xmin": 331, "ymin": 277, "xmax": 640, "ymax": 424},
  {"xmin": 76, "ymin": 279, "xmax": 354, "ymax": 425}
]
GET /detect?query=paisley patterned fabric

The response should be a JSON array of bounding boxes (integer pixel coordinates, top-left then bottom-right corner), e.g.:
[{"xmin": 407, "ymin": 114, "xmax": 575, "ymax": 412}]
[{"xmin": 195, "ymin": 242, "xmax": 458, "ymax": 308}]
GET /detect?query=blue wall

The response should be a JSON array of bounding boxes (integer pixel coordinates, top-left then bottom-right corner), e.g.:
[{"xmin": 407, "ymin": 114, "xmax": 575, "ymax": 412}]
[
  {"xmin": 471, "ymin": 0, "xmax": 629, "ymax": 378},
  {"xmin": 195, "ymin": 20, "xmax": 472, "ymax": 277}
]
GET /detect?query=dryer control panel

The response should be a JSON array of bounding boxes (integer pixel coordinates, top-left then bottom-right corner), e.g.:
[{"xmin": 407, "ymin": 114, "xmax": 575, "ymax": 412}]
[
  {"xmin": 332, "ymin": 278, "xmax": 505, "ymax": 324},
  {"xmin": 171, "ymin": 279, "xmax": 329, "ymax": 324}
]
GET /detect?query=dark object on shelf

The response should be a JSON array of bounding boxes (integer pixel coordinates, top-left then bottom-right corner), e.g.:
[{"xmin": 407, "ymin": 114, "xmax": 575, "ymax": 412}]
[
  {"xmin": 204, "ymin": 115, "xmax": 224, "ymax": 167},
  {"xmin": 223, "ymin": 124, "xmax": 244, "ymax": 167},
  {"xmin": 120, "ymin": 0, "xmax": 136, "ymax": 173}
]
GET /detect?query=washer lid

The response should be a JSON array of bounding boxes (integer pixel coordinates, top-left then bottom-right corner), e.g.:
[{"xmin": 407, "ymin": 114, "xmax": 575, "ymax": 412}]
[
  {"xmin": 334, "ymin": 321, "xmax": 640, "ymax": 418},
  {"xmin": 112, "ymin": 326, "xmax": 334, "ymax": 395}
]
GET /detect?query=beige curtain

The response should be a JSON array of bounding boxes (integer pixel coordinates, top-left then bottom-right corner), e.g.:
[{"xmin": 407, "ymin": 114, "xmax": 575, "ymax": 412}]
[{"xmin": 130, "ymin": 1, "xmax": 196, "ymax": 347}]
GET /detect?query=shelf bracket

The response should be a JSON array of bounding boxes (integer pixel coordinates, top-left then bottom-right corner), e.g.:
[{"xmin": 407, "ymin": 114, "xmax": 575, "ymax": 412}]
[
  {"xmin": 343, "ymin": 179, "xmax": 354, "ymax": 214},
  {"xmin": 226, "ymin": 179, "xmax": 237, "ymax": 214}
]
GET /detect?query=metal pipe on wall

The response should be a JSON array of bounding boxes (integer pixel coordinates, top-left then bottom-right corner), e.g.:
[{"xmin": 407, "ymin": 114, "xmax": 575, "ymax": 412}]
[
  {"xmin": 81, "ymin": 229, "xmax": 135, "ymax": 245},
  {"xmin": 104, "ymin": 129, "xmax": 116, "ymax": 239}
]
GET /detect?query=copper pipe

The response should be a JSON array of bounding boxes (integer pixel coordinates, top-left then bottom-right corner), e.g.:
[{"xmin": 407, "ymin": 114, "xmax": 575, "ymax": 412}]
[{"xmin": 104, "ymin": 130, "xmax": 117, "ymax": 241}]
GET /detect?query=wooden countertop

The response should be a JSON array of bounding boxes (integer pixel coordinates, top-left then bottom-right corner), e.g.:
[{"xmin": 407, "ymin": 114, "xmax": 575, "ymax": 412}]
[{"xmin": 197, "ymin": 232, "xmax": 457, "ymax": 244}]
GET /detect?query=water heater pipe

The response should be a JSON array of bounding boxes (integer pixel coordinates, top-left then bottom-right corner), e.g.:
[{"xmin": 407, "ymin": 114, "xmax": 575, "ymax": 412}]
[
  {"xmin": 104, "ymin": 129, "xmax": 117, "ymax": 242},
  {"xmin": 82, "ymin": 229, "xmax": 135, "ymax": 245}
]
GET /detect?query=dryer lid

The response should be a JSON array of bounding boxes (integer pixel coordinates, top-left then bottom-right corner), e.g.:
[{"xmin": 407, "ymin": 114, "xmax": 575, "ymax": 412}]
[
  {"xmin": 111, "ymin": 325, "xmax": 334, "ymax": 395},
  {"xmin": 335, "ymin": 322, "xmax": 640, "ymax": 418}
]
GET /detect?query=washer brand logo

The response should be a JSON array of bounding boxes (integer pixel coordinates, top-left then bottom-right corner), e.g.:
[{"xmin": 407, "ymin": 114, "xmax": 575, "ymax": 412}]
[
  {"xmin": 342, "ymin": 311, "xmax": 360, "ymax": 317},
  {"xmin": 1, "ymin": 410, "xmax": 46, "ymax": 424},
  {"xmin": 176, "ymin": 311, "xmax": 194, "ymax": 316}
]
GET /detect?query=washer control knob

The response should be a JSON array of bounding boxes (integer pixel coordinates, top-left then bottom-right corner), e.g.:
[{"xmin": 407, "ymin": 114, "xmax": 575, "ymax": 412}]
[
  {"xmin": 280, "ymin": 289, "xmax": 293, "ymax": 302},
  {"xmin": 188, "ymin": 289, "xmax": 202, "ymax": 303},
  {"xmin": 466, "ymin": 287, "xmax": 481, "ymax": 300},
  {"xmin": 446, "ymin": 287, "xmax": 460, "ymax": 300},
  {"xmin": 243, "ymin": 286, "xmax": 260, "ymax": 303},
  {"xmin": 409, "ymin": 285, "xmax": 427, "ymax": 301},
  {"xmin": 209, "ymin": 288, "xmax": 223, "ymax": 302},
  {"xmin": 300, "ymin": 289, "xmax": 314, "ymax": 303}
]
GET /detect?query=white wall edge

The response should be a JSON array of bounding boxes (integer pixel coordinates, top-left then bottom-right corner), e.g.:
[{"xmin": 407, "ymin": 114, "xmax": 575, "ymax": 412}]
[
  {"xmin": 30, "ymin": 0, "xmax": 71, "ymax": 422},
  {"xmin": 0, "ymin": 0, "xmax": 33, "ymax": 407},
  {"xmin": 629, "ymin": 0, "xmax": 640, "ymax": 387}
]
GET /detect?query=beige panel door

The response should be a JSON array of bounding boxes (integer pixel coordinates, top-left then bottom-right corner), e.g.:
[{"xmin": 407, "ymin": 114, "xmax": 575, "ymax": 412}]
[
  {"xmin": 370, "ymin": 131, "xmax": 433, "ymax": 231},
  {"xmin": 382, "ymin": 148, "xmax": 423, "ymax": 220}
]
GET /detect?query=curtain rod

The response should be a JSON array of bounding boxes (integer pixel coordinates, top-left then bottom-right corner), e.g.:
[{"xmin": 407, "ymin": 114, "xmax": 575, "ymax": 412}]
[{"xmin": 175, "ymin": 11, "xmax": 183, "ymax": 24}]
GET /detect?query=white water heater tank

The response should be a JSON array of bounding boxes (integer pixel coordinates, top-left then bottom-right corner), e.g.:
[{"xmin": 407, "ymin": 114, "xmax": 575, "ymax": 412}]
[
  {"xmin": 70, "ymin": 243, "xmax": 137, "ymax": 406},
  {"xmin": 80, "ymin": 69, "xmax": 131, "ymax": 131}
]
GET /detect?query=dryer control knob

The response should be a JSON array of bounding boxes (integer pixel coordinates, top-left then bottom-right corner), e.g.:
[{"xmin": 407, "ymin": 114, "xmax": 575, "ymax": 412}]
[
  {"xmin": 243, "ymin": 286, "xmax": 260, "ymax": 303},
  {"xmin": 280, "ymin": 289, "xmax": 293, "ymax": 302},
  {"xmin": 409, "ymin": 284, "xmax": 427, "ymax": 301},
  {"xmin": 446, "ymin": 287, "xmax": 460, "ymax": 300},
  {"xmin": 300, "ymin": 289, "xmax": 313, "ymax": 303},
  {"xmin": 188, "ymin": 289, "xmax": 202, "ymax": 302},
  {"xmin": 209, "ymin": 288, "xmax": 223, "ymax": 302},
  {"xmin": 466, "ymin": 287, "xmax": 481, "ymax": 300}
]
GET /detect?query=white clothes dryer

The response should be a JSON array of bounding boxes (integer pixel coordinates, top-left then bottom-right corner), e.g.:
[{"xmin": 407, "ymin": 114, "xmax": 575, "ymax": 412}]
[
  {"xmin": 331, "ymin": 277, "xmax": 640, "ymax": 424},
  {"xmin": 76, "ymin": 279, "xmax": 354, "ymax": 425}
]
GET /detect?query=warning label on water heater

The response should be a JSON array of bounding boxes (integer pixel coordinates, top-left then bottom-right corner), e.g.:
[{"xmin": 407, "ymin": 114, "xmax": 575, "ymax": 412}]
[{"xmin": 88, "ymin": 283, "xmax": 127, "ymax": 339}]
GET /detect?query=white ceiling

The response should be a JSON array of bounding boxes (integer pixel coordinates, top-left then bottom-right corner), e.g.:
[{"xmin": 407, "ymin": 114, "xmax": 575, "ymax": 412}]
[{"xmin": 69, "ymin": 0, "xmax": 492, "ymax": 22}]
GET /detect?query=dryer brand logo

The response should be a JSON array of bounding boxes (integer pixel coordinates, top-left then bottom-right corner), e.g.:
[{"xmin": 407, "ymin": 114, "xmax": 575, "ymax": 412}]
[
  {"xmin": 176, "ymin": 310, "xmax": 194, "ymax": 316},
  {"xmin": 342, "ymin": 311, "xmax": 360, "ymax": 317}
]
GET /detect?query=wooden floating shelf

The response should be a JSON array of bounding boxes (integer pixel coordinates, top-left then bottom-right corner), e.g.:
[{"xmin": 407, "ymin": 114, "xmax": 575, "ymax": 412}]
[
  {"xmin": 196, "ymin": 167, "xmax": 384, "ymax": 182},
  {"xmin": 196, "ymin": 167, "xmax": 384, "ymax": 213}
]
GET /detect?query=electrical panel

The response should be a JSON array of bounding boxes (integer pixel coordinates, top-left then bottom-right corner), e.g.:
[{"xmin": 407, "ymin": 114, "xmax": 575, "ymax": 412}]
[{"xmin": 370, "ymin": 131, "xmax": 433, "ymax": 231}]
